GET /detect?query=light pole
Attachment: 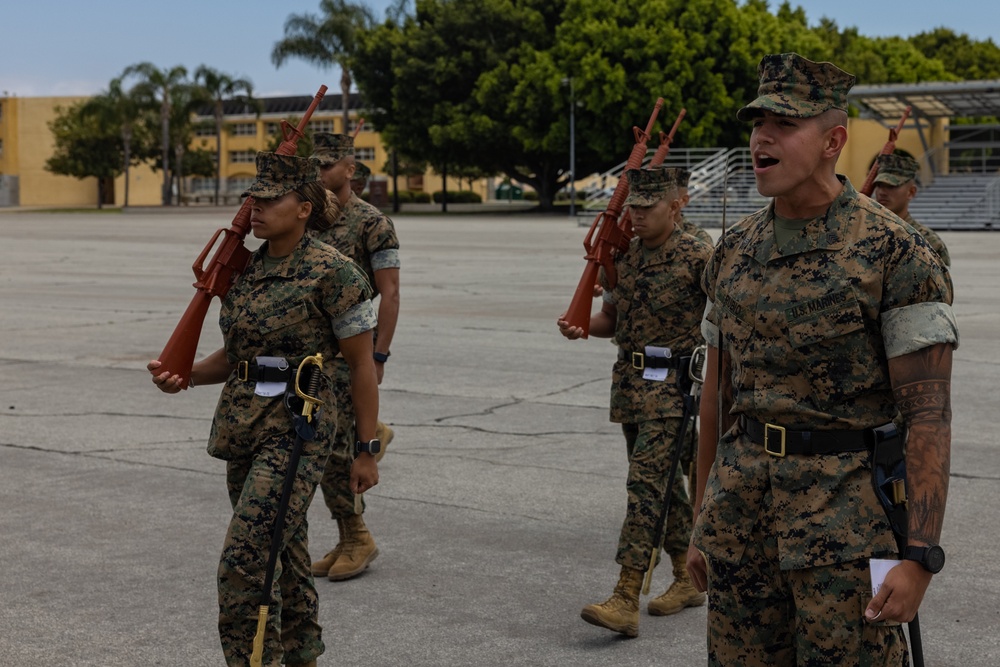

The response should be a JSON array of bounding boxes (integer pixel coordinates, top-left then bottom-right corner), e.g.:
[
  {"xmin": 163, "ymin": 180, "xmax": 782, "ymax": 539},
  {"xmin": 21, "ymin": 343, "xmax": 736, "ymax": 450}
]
[{"xmin": 562, "ymin": 77, "xmax": 577, "ymax": 218}]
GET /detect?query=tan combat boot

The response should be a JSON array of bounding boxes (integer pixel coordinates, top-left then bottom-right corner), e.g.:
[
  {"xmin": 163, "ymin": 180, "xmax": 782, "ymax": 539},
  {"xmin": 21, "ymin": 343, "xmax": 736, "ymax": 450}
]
[
  {"xmin": 327, "ymin": 514, "xmax": 379, "ymax": 581},
  {"xmin": 310, "ymin": 518, "xmax": 346, "ymax": 577},
  {"xmin": 375, "ymin": 420, "xmax": 393, "ymax": 463},
  {"xmin": 580, "ymin": 566, "xmax": 643, "ymax": 637},
  {"xmin": 647, "ymin": 552, "xmax": 706, "ymax": 616}
]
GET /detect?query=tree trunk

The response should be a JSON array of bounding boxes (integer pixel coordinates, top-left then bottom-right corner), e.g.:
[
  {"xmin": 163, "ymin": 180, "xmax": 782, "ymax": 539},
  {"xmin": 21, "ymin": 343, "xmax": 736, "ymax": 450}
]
[
  {"xmin": 214, "ymin": 102, "xmax": 223, "ymax": 206},
  {"xmin": 122, "ymin": 125, "xmax": 132, "ymax": 208},
  {"xmin": 340, "ymin": 68, "xmax": 352, "ymax": 135},
  {"xmin": 392, "ymin": 149, "xmax": 400, "ymax": 214},
  {"xmin": 441, "ymin": 162, "xmax": 448, "ymax": 213},
  {"xmin": 161, "ymin": 97, "xmax": 171, "ymax": 206}
]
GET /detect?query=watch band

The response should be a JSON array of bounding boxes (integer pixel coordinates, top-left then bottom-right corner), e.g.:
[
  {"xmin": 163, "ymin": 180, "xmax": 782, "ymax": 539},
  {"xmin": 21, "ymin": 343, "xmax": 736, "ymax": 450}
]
[{"xmin": 373, "ymin": 351, "xmax": 390, "ymax": 363}]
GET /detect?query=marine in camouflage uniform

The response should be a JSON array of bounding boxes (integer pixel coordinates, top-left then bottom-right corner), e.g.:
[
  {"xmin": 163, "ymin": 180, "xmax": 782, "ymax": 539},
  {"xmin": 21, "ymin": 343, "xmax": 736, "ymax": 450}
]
[
  {"xmin": 149, "ymin": 152, "xmax": 379, "ymax": 667},
  {"xmin": 308, "ymin": 133, "xmax": 401, "ymax": 582},
  {"xmin": 872, "ymin": 153, "xmax": 951, "ymax": 266},
  {"xmin": 559, "ymin": 166, "xmax": 711, "ymax": 637},
  {"xmin": 689, "ymin": 54, "xmax": 959, "ymax": 666}
]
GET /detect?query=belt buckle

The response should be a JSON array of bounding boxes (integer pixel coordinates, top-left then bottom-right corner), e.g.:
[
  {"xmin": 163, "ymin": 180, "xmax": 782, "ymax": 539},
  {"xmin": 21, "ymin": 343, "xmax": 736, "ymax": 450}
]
[
  {"xmin": 631, "ymin": 352, "xmax": 644, "ymax": 370},
  {"xmin": 764, "ymin": 423, "xmax": 786, "ymax": 457},
  {"xmin": 237, "ymin": 360, "xmax": 249, "ymax": 382}
]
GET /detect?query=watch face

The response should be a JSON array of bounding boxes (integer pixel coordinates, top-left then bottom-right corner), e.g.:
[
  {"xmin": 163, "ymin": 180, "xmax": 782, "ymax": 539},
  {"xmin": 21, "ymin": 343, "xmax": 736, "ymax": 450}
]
[{"xmin": 926, "ymin": 546, "xmax": 946, "ymax": 573}]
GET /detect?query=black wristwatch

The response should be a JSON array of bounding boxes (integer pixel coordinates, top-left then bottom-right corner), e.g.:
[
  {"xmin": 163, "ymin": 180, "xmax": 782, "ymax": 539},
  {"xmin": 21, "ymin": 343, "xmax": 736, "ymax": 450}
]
[
  {"xmin": 354, "ymin": 438, "xmax": 382, "ymax": 458},
  {"xmin": 902, "ymin": 545, "xmax": 946, "ymax": 574},
  {"xmin": 373, "ymin": 351, "xmax": 391, "ymax": 363}
]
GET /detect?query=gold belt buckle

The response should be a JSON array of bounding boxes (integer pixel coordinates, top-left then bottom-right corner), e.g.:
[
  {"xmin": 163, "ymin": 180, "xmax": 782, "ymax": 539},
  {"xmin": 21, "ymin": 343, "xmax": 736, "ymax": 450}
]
[
  {"xmin": 764, "ymin": 423, "xmax": 786, "ymax": 457},
  {"xmin": 631, "ymin": 352, "xmax": 644, "ymax": 370},
  {"xmin": 237, "ymin": 360, "xmax": 249, "ymax": 382}
]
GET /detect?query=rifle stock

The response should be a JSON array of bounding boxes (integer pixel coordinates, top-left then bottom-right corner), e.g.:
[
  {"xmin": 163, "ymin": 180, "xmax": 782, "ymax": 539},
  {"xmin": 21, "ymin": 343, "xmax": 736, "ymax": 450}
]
[
  {"xmin": 153, "ymin": 84, "xmax": 328, "ymax": 387},
  {"xmin": 859, "ymin": 106, "xmax": 912, "ymax": 196},
  {"xmin": 562, "ymin": 99, "xmax": 666, "ymax": 338}
]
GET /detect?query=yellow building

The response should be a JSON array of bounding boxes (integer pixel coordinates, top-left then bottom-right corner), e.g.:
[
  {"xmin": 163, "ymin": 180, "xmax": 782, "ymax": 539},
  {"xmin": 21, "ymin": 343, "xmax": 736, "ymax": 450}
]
[{"xmin": 0, "ymin": 88, "xmax": 980, "ymax": 209}]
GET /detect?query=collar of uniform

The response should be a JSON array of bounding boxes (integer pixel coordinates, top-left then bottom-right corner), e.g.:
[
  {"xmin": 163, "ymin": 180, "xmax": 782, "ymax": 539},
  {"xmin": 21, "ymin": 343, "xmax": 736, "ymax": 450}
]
[
  {"xmin": 626, "ymin": 224, "xmax": 681, "ymax": 267},
  {"xmin": 741, "ymin": 175, "xmax": 853, "ymax": 264},
  {"xmin": 249, "ymin": 234, "xmax": 313, "ymax": 281}
]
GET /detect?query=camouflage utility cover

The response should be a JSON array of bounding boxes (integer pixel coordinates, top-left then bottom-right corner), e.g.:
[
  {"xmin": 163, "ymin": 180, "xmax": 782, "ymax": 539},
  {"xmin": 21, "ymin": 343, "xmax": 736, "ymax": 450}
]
[
  {"xmin": 208, "ymin": 234, "xmax": 375, "ymax": 460},
  {"xmin": 694, "ymin": 177, "xmax": 957, "ymax": 568},
  {"xmin": 352, "ymin": 161, "xmax": 371, "ymax": 181},
  {"xmin": 874, "ymin": 153, "xmax": 920, "ymax": 187},
  {"xmin": 242, "ymin": 152, "xmax": 320, "ymax": 200},
  {"xmin": 737, "ymin": 52, "xmax": 856, "ymax": 121},
  {"xmin": 316, "ymin": 191, "xmax": 400, "ymax": 296},
  {"xmin": 312, "ymin": 132, "xmax": 354, "ymax": 166},
  {"xmin": 624, "ymin": 166, "xmax": 689, "ymax": 207},
  {"xmin": 602, "ymin": 229, "xmax": 710, "ymax": 423}
]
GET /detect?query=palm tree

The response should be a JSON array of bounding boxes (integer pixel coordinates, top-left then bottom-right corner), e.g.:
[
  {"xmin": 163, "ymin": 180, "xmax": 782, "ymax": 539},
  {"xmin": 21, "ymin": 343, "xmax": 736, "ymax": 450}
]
[
  {"xmin": 123, "ymin": 62, "xmax": 189, "ymax": 205},
  {"xmin": 271, "ymin": 0, "xmax": 376, "ymax": 133},
  {"xmin": 80, "ymin": 76, "xmax": 153, "ymax": 207},
  {"xmin": 194, "ymin": 66, "xmax": 258, "ymax": 205}
]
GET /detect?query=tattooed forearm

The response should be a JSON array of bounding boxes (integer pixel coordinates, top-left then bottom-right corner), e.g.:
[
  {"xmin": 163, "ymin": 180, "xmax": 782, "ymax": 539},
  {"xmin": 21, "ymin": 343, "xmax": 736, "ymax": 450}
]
[
  {"xmin": 894, "ymin": 379, "xmax": 952, "ymax": 425},
  {"xmin": 888, "ymin": 343, "xmax": 953, "ymax": 547},
  {"xmin": 909, "ymin": 488, "xmax": 948, "ymax": 544}
]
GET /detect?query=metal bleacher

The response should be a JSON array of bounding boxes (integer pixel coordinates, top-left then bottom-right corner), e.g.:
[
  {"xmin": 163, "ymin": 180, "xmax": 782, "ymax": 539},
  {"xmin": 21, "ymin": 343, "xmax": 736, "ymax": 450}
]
[
  {"xmin": 908, "ymin": 172, "xmax": 1000, "ymax": 230},
  {"xmin": 576, "ymin": 147, "xmax": 768, "ymax": 228}
]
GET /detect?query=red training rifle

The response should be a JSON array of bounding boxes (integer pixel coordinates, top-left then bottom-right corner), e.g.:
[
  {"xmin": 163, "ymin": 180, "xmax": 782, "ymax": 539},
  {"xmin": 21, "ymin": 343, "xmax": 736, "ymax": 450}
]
[
  {"xmin": 859, "ymin": 106, "xmax": 912, "ymax": 196},
  {"xmin": 561, "ymin": 98, "xmax": 666, "ymax": 338},
  {"xmin": 151, "ymin": 84, "xmax": 328, "ymax": 388}
]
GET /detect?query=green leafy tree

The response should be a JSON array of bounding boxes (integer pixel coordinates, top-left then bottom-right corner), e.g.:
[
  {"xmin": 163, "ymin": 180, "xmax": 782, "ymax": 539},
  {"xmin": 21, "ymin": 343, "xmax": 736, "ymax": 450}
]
[
  {"xmin": 122, "ymin": 62, "xmax": 190, "ymax": 205},
  {"xmin": 909, "ymin": 28, "xmax": 1000, "ymax": 80},
  {"xmin": 266, "ymin": 117, "xmax": 317, "ymax": 157},
  {"xmin": 271, "ymin": 0, "xmax": 376, "ymax": 131},
  {"xmin": 78, "ymin": 76, "xmax": 157, "ymax": 207},
  {"xmin": 46, "ymin": 101, "xmax": 127, "ymax": 208},
  {"xmin": 194, "ymin": 66, "xmax": 259, "ymax": 205}
]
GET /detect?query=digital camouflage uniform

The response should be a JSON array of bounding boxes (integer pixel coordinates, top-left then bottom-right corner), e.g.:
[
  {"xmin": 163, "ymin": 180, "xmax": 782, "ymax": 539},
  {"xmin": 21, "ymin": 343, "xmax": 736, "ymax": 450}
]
[
  {"xmin": 601, "ymin": 168, "xmax": 711, "ymax": 571},
  {"xmin": 679, "ymin": 215, "xmax": 713, "ymax": 246},
  {"xmin": 695, "ymin": 54, "xmax": 959, "ymax": 667},
  {"xmin": 209, "ymin": 152, "xmax": 376, "ymax": 666},
  {"xmin": 314, "ymin": 190, "xmax": 400, "ymax": 520},
  {"xmin": 873, "ymin": 153, "xmax": 951, "ymax": 266}
]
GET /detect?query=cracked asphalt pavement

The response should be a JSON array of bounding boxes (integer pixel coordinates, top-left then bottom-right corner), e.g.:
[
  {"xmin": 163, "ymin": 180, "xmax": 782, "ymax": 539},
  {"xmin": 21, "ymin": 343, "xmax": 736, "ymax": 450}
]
[{"xmin": 1, "ymin": 210, "xmax": 997, "ymax": 666}]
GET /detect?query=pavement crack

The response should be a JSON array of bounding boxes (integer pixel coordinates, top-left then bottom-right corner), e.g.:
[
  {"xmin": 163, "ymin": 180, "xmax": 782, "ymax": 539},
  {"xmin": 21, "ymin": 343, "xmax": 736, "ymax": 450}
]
[
  {"xmin": 433, "ymin": 398, "xmax": 523, "ymax": 423},
  {"xmin": 0, "ymin": 442, "xmax": 221, "ymax": 476},
  {"xmin": 530, "ymin": 376, "xmax": 607, "ymax": 400}
]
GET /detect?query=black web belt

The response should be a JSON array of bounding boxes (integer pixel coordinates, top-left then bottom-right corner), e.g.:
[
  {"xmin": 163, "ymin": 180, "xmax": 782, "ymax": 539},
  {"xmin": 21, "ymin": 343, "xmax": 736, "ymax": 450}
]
[
  {"xmin": 618, "ymin": 349, "xmax": 688, "ymax": 371},
  {"xmin": 236, "ymin": 359, "xmax": 296, "ymax": 383},
  {"xmin": 740, "ymin": 416, "xmax": 876, "ymax": 457}
]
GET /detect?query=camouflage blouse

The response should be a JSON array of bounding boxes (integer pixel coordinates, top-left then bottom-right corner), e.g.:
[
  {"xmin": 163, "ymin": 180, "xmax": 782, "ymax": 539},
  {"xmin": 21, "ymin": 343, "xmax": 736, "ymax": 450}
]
[
  {"xmin": 207, "ymin": 234, "xmax": 375, "ymax": 460},
  {"xmin": 904, "ymin": 212, "xmax": 951, "ymax": 267},
  {"xmin": 603, "ymin": 229, "xmax": 710, "ymax": 423},
  {"xmin": 316, "ymin": 191, "xmax": 400, "ymax": 298},
  {"xmin": 694, "ymin": 178, "xmax": 958, "ymax": 569}
]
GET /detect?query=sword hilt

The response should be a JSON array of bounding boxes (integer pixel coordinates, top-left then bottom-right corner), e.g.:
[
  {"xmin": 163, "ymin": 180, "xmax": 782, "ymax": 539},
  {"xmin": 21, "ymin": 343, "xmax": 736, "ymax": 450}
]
[{"xmin": 294, "ymin": 353, "xmax": 325, "ymax": 422}]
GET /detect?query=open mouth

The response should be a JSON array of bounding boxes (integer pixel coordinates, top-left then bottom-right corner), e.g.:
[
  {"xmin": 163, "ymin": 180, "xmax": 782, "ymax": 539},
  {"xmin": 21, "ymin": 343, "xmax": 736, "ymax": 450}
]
[{"xmin": 755, "ymin": 155, "xmax": 779, "ymax": 169}]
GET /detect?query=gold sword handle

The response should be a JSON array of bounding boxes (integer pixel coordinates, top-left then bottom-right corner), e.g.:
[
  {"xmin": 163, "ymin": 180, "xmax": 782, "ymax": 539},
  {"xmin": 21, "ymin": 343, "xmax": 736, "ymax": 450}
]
[{"xmin": 294, "ymin": 353, "xmax": 325, "ymax": 422}]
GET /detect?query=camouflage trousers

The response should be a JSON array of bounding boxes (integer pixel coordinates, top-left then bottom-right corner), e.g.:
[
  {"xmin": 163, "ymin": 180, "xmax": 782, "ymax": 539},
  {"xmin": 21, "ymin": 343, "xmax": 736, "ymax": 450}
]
[
  {"xmin": 706, "ymin": 485, "xmax": 909, "ymax": 667},
  {"xmin": 318, "ymin": 357, "xmax": 364, "ymax": 519},
  {"xmin": 219, "ymin": 433, "xmax": 329, "ymax": 667},
  {"xmin": 616, "ymin": 418, "xmax": 694, "ymax": 570}
]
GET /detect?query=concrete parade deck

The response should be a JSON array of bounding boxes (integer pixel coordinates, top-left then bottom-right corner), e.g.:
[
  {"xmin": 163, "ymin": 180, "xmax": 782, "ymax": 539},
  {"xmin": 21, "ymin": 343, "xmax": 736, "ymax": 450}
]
[{"xmin": 0, "ymin": 210, "xmax": 997, "ymax": 666}]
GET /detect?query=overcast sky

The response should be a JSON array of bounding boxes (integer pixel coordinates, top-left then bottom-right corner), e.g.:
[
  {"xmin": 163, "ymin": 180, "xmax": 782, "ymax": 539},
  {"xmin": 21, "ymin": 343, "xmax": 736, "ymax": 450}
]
[{"xmin": 1, "ymin": 0, "xmax": 996, "ymax": 99}]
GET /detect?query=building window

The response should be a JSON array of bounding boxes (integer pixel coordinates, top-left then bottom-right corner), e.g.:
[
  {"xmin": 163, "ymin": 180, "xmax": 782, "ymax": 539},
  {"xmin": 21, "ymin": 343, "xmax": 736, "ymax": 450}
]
[
  {"xmin": 228, "ymin": 175, "xmax": 254, "ymax": 194},
  {"xmin": 348, "ymin": 118, "xmax": 375, "ymax": 134},
  {"xmin": 229, "ymin": 150, "xmax": 256, "ymax": 164},
  {"xmin": 194, "ymin": 124, "xmax": 216, "ymax": 137},
  {"xmin": 265, "ymin": 122, "xmax": 280, "ymax": 136},
  {"xmin": 190, "ymin": 177, "xmax": 215, "ymax": 193},
  {"xmin": 229, "ymin": 122, "xmax": 257, "ymax": 136},
  {"xmin": 310, "ymin": 120, "xmax": 334, "ymax": 134},
  {"xmin": 355, "ymin": 147, "xmax": 376, "ymax": 162}
]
